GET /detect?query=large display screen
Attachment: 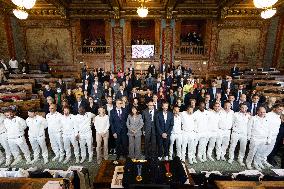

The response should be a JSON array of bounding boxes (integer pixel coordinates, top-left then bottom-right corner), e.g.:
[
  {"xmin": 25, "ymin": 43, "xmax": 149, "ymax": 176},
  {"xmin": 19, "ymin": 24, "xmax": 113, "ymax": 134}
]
[{"xmin": 132, "ymin": 45, "xmax": 154, "ymax": 58}]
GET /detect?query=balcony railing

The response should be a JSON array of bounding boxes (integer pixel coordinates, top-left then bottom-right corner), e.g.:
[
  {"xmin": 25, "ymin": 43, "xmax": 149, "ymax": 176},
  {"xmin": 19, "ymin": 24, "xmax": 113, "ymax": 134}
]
[
  {"xmin": 79, "ymin": 45, "xmax": 111, "ymax": 55},
  {"xmin": 178, "ymin": 45, "xmax": 207, "ymax": 56}
]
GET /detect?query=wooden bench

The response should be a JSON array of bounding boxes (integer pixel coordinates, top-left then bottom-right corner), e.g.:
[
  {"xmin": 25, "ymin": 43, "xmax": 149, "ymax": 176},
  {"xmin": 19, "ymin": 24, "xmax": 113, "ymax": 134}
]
[
  {"xmin": 0, "ymin": 99, "xmax": 41, "ymax": 118},
  {"xmin": 215, "ymin": 181, "xmax": 284, "ymax": 189},
  {"xmin": 9, "ymin": 73, "xmax": 51, "ymax": 78},
  {"xmin": 252, "ymin": 80, "xmax": 284, "ymax": 87},
  {"xmin": 0, "ymin": 92, "xmax": 27, "ymax": 100},
  {"xmin": 7, "ymin": 79, "xmax": 36, "ymax": 87},
  {"xmin": 0, "ymin": 84, "xmax": 33, "ymax": 98}
]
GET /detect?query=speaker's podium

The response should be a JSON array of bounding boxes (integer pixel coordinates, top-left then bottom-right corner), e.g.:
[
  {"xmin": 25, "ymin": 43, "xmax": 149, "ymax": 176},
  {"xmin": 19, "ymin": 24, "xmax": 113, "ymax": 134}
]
[{"xmin": 93, "ymin": 159, "xmax": 194, "ymax": 189}]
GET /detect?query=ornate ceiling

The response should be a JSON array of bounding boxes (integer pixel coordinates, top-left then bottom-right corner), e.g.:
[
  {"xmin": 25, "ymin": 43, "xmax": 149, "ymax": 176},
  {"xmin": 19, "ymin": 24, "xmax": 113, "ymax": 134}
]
[{"xmin": 0, "ymin": 0, "xmax": 283, "ymax": 19}]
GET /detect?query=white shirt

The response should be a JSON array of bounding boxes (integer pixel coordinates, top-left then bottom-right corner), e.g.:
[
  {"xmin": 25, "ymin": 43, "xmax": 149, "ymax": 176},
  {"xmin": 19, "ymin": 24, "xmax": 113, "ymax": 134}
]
[
  {"xmin": 46, "ymin": 112, "xmax": 63, "ymax": 134},
  {"xmin": 0, "ymin": 113, "xmax": 7, "ymax": 134},
  {"xmin": 232, "ymin": 112, "xmax": 250, "ymax": 135},
  {"xmin": 172, "ymin": 114, "xmax": 182, "ymax": 134},
  {"xmin": 94, "ymin": 115, "xmax": 110, "ymax": 134},
  {"xmin": 26, "ymin": 115, "xmax": 47, "ymax": 138},
  {"xmin": 192, "ymin": 110, "xmax": 210, "ymax": 135},
  {"xmin": 219, "ymin": 110, "xmax": 234, "ymax": 135},
  {"xmin": 61, "ymin": 114, "xmax": 77, "ymax": 136},
  {"xmin": 163, "ymin": 112, "xmax": 167, "ymax": 123},
  {"xmin": 75, "ymin": 112, "xmax": 95, "ymax": 135},
  {"xmin": 181, "ymin": 111, "xmax": 195, "ymax": 132},
  {"xmin": 4, "ymin": 116, "xmax": 26, "ymax": 139},
  {"xmin": 266, "ymin": 112, "xmax": 281, "ymax": 137},
  {"xmin": 208, "ymin": 111, "xmax": 222, "ymax": 134},
  {"xmin": 106, "ymin": 104, "xmax": 113, "ymax": 115},
  {"xmin": 149, "ymin": 110, "xmax": 154, "ymax": 121},
  {"xmin": 8, "ymin": 59, "xmax": 18, "ymax": 69},
  {"xmin": 248, "ymin": 115, "xmax": 270, "ymax": 142}
]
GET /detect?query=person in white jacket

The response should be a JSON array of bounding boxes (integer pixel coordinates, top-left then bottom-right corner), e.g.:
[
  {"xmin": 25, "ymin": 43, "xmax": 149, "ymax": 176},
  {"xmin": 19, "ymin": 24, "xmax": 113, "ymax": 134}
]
[
  {"xmin": 4, "ymin": 109, "xmax": 32, "ymax": 165},
  {"xmin": 246, "ymin": 106, "xmax": 270, "ymax": 170},
  {"xmin": 26, "ymin": 109, "xmax": 48, "ymax": 164},
  {"xmin": 216, "ymin": 101, "xmax": 234, "ymax": 161},
  {"xmin": 207, "ymin": 102, "xmax": 222, "ymax": 161},
  {"xmin": 46, "ymin": 104, "xmax": 65, "ymax": 162},
  {"xmin": 255, "ymin": 104, "xmax": 283, "ymax": 168},
  {"xmin": 93, "ymin": 107, "xmax": 110, "ymax": 164},
  {"xmin": 75, "ymin": 106, "xmax": 95, "ymax": 163},
  {"xmin": 181, "ymin": 106, "xmax": 197, "ymax": 164},
  {"xmin": 169, "ymin": 105, "xmax": 182, "ymax": 160},
  {"xmin": 0, "ymin": 112, "xmax": 12, "ymax": 166},
  {"xmin": 192, "ymin": 102, "xmax": 210, "ymax": 162},
  {"xmin": 61, "ymin": 106, "xmax": 80, "ymax": 164},
  {"xmin": 228, "ymin": 103, "xmax": 251, "ymax": 166}
]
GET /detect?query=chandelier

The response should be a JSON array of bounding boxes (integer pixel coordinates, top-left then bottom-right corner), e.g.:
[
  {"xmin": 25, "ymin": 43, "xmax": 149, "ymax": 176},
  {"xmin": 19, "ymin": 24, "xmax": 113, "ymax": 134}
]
[
  {"xmin": 261, "ymin": 8, "xmax": 277, "ymax": 19},
  {"xmin": 253, "ymin": 0, "xmax": 278, "ymax": 9},
  {"xmin": 12, "ymin": 0, "xmax": 36, "ymax": 9},
  {"xmin": 13, "ymin": 7, "xmax": 28, "ymax": 19},
  {"xmin": 137, "ymin": 0, "xmax": 148, "ymax": 18}
]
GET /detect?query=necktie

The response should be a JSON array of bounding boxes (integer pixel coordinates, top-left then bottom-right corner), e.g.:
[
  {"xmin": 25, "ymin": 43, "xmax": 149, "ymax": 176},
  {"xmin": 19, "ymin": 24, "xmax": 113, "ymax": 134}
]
[
  {"xmin": 253, "ymin": 104, "xmax": 257, "ymax": 115},
  {"xmin": 134, "ymin": 93, "xmax": 136, "ymax": 98},
  {"xmin": 150, "ymin": 110, "xmax": 153, "ymax": 121},
  {"xmin": 118, "ymin": 110, "xmax": 121, "ymax": 119}
]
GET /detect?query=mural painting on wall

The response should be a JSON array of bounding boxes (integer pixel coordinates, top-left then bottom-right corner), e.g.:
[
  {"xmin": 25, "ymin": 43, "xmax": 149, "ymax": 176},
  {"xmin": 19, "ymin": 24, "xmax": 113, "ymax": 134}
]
[
  {"xmin": 26, "ymin": 28, "xmax": 73, "ymax": 65},
  {"xmin": 162, "ymin": 27, "xmax": 173, "ymax": 65},
  {"xmin": 112, "ymin": 27, "xmax": 124, "ymax": 72},
  {"xmin": 216, "ymin": 28, "xmax": 261, "ymax": 65}
]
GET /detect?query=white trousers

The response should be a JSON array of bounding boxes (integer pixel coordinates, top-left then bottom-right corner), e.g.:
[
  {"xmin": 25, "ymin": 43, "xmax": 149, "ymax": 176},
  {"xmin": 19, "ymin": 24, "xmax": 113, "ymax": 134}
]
[
  {"xmin": 169, "ymin": 133, "xmax": 182, "ymax": 159},
  {"xmin": 49, "ymin": 132, "xmax": 64, "ymax": 157},
  {"xmin": 29, "ymin": 136, "xmax": 48, "ymax": 160},
  {"xmin": 197, "ymin": 135, "xmax": 208, "ymax": 160},
  {"xmin": 79, "ymin": 133, "xmax": 93, "ymax": 159},
  {"xmin": 8, "ymin": 136, "xmax": 31, "ymax": 160},
  {"xmin": 256, "ymin": 135, "xmax": 277, "ymax": 162},
  {"xmin": 216, "ymin": 134, "xmax": 230, "ymax": 159},
  {"xmin": 207, "ymin": 133, "xmax": 217, "ymax": 157},
  {"xmin": 0, "ymin": 133, "xmax": 11, "ymax": 159},
  {"xmin": 228, "ymin": 132, "xmax": 247, "ymax": 161},
  {"xmin": 246, "ymin": 139, "xmax": 266, "ymax": 166},
  {"xmin": 181, "ymin": 132, "xmax": 197, "ymax": 161},
  {"xmin": 63, "ymin": 134, "xmax": 80, "ymax": 159}
]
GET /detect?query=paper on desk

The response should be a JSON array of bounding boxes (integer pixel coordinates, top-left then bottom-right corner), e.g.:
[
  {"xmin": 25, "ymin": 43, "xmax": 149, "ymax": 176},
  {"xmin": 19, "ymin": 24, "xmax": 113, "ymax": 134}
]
[
  {"xmin": 68, "ymin": 166, "xmax": 83, "ymax": 172},
  {"xmin": 42, "ymin": 181, "xmax": 62, "ymax": 189},
  {"xmin": 201, "ymin": 171, "xmax": 222, "ymax": 178},
  {"xmin": 272, "ymin": 169, "xmax": 284, "ymax": 176},
  {"xmin": 232, "ymin": 170, "xmax": 263, "ymax": 178}
]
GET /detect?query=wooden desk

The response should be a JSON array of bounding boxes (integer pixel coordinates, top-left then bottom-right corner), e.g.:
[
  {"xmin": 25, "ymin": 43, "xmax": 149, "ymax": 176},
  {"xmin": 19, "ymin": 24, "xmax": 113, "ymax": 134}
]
[
  {"xmin": 0, "ymin": 177, "xmax": 73, "ymax": 189},
  {"xmin": 0, "ymin": 84, "xmax": 33, "ymax": 97},
  {"xmin": 7, "ymin": 79, "xmax": 35, "ymax": 87},
  {"xmin": 9, "ymin": 73, "xmax": 51, "ymax": 78},
  {"xmin": 215, "ymin": 181, "xmax": 284, "ymax": 189},
  {"xmin": 94, "ymin": 160, "xmax": 194, "ymax": 189}
]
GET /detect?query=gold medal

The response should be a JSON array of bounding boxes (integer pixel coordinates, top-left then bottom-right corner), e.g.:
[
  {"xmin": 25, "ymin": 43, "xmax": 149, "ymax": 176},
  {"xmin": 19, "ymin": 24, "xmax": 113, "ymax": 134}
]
[
  {"xmin": 166, "ymin": 172, "xmax": 172, "ymax": 178},
  {"xmin": 136, "ymin": 175, "xmax": 143, "ymax": 181}
]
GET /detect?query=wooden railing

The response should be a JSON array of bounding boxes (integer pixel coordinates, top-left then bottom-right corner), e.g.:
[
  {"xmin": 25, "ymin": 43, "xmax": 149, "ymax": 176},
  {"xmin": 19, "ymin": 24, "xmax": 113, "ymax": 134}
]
[
  {"xmin": 79, "ymin": 45, "xmax": 111, "ymax": 54},
  {"xmin": 178, "ymin": 45, "xmax": 207, "ymax": 55}
]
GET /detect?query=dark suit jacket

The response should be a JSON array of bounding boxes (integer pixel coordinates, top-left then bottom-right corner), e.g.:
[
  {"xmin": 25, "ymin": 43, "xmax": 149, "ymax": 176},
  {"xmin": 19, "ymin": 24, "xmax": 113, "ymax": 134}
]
[
  {"xmin": 233, "ymin": 89, "xmax": 246, "ymax": 100},
  {"xmin": 207, "ymin": 88, "xmax": 221, "ymax": 100},
  {"xmin": 115, "ymin": 90, "xmax": 128, "ymax": 100},
  {"xmin": 155, "ymin": 111, "xmax": 174, "ymax": 136},
  {"xmin": 142, "ymin": 109, "xmax": 157, "ymax": 136},
  {"xmin": 82, "ymin": 83, "xmax": 92, "ymax": 94},
  {"xmin": 222, "ymin": 81, "xmax": 234, "ymax": 91},
  {"xmin": 73, "ymin": 99, "xmax": 88, "ymax": 114},
  {"xmin": 235, "ymin": 101, "xmax": 249, "ymax": 112},
  {"xmin": 109, "ymin": 108, "xmax": 128, "ymax": 134},
  {"xmin": 128, "ymin": 92, "xmax": 140, "ymax": 102},
  {"xmin": 125, "ymin": 80, "xmax": 133, "ymax": 93},
  {"xmin": 248, "ymin": 102, "xmax": 260, "ymax": 115},
  {"xmin": 231, "ymin": 67, "xmax": 239, "ymax": 77}
]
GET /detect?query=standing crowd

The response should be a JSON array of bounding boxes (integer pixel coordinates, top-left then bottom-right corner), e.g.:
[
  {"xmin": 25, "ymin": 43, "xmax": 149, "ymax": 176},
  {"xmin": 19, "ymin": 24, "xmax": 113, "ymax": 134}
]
[{"xmin": 0, "ymin": 63, "xmax": 283, "ymax": 170}]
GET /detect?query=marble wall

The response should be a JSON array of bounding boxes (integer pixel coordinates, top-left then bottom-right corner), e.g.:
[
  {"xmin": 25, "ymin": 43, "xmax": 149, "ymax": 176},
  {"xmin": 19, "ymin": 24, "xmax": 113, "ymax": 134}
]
[{"xmin": 0, "ymin": 14, "xmax": 11, "ymax": 62}]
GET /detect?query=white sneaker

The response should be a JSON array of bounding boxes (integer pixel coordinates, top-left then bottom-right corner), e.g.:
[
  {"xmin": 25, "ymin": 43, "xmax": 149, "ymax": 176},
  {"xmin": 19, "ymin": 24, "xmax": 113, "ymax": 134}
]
[
  {"xmin": 59, "ymin": 156, "xmax": 64, "ymax": 162},
  {"xmin": 88, "ymin": 157, "xmax": 93, "ymax": 162},
  {"xmin": 263, "ymin": 161, "xmax": 272, "ymax": 168},
  {"xmin": 216, "ymin": 155, "xmax": 220, "ymax": 161},
  {"xmin": 44, "ymin": 158, "xmax": 49, "ymax": 164},
  {"xmin": 247, "ymin": 163, "xmax": 252, "ymax": 169},
  {"xmin": 11, "ymin": 157, "xmax": 22, "ymax": 166},
  {"xmin": 192, "ymin": 157, "xmax": 197, "ymax": 163},
  {"xmin": 5, "ymin": 158, "xmax": 12, "ymax": 166},
  {"xmin": 75, "ymin": 157, "xmax": 80, "ymax": 163},
  {"xmin": 188, "ymin": 158, "xmax": 193, "ymax": 164},
  {"xmin": 207, "ymin": 155, "xmax": 215, "ymax": 161},
  {"xmin": 158, "ymin": 157, "xmax": 162, "ymax": 161},
  {"xmin": 164, "ymin": 156, "xmax": 169, "ymax": 161},
  {"xmin": 221, "ymin": 156, "xmax": 226, "ymax": 161},
  {"xmin": 228, "ymin": 159, "xmax": 233, "ymax": 164},
  {"xmin": 80, "ymin": 157, "xmax": 86, "ymax": 163},
  {"xmin": 238, "ymin": 159, "xmax": 245, "ymax": 166},
  {"xmin": 63, "ymin": 157, "xmax": 70, "ymax": 164},
  {"xmin": 52, "ymin": 155, "xmax": 59, "ymax": 162}
]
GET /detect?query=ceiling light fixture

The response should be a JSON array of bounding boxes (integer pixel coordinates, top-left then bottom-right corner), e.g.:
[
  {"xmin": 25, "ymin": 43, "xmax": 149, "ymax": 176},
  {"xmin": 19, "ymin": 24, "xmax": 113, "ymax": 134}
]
[
  {"xmin": 13, "ymin": 7, "xmax": 29, "ymax": 19},
  {"xmin": 137, "ymin": 0, "xmax": 148, "ymax": 18},
  {"xmin": 12, "ymin": 0, "xmax": 36, "ymax": 9},
  {"xmin": 253, "ymin": 0, "xmax": 278, "ymax": 9},
  {"xmin": 261, "ymin": 8, "xmax": 277, "ymax": 19}
]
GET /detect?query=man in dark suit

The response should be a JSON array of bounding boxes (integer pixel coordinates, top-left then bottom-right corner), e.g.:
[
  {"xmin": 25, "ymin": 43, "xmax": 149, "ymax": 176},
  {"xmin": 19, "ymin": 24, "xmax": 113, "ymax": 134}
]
[
  {"xmin": 235, "ymin": 93, "xmax": 249, "ymax": 112},
  {"xmin": 109, "ymin": 99, "xmax": 128, "ymax": 160},
  {"xmin": 166, "ymin": 73, "xmax": 173, "ymax": 88},
  {"xmin": 73, "ymin": 96, "xmax": 88, "ymax": 114},
  {"xmin": 222, "ymin": 76, "xmax": 234, "ymax": 91},
  {"xmin": 82, "ymin": 79, "xmax": 92, "ymax": 94},
  {"xmin": 234, "ymin": 84, "xmax": 246, "ymax": 101},
  {"xmin": 115, "ymin": 85, "xmax": 128, "ymax": 100},
  {"xmin": 128, "ymin": 87, "xmax": 140, "ymax": 102},
  {"xmin": 142, "ymin": 100, "xmax": 157, "ymax": 159},
  {"xmin": 125, "ymin": 75, "xmax": 133, "ymax": 93},
  {"xmin": 153, "ymin": 94, "xmax": 162, "ymax": 111},
  {"xmin": 248, "ymin": 94, "xmax": 260, "ymax": 116},
  {"xmin": 204, "ymin": 94, "xmax": 213, "ymax": 110},
  {"xmin": 228, "ymin": 94, "xmax": 238, "ymax": 112},
  {"xmin": 90, "ymin": 84, "xmax": 103, "ymax": 103},
  {"xmin": 153, "ymin": 78, "xmax": 162, "ymax": 94},
  {"xmin": 208, "ymin": 81, "xmax": 221, "ymax": 100},
  {"xmin": 43, "ymin": 84, "xmax": 55, "ymax": 99},
  {"xmin": 156, "ymin": 101, "xmax": 174, "ymax": 160},
  {"xmin": 231, "ymin": 64, "xmax": 239, "ymax": 78}
]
